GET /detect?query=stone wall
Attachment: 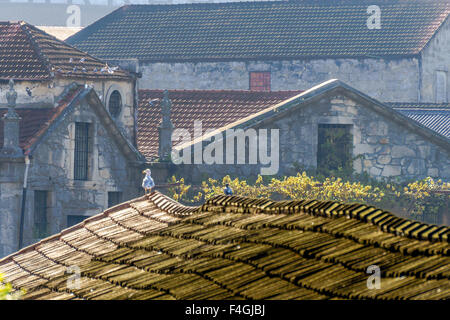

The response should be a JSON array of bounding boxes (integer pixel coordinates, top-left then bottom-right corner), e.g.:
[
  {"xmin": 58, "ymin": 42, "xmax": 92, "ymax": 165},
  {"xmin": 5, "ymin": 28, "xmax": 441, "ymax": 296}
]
[
  {"xmin": 0, "ymin": 161, "xmax": 24, "ymax": 257},
  {"xmin": 0, "ymin": 99, "xmax": 141, "ymax": 256},
  {"xmin": 139, "ymin": 57, "xmax": 420, "ymax": 102},
  {"xmin": 173, "ymin": 91, "xmax": 450, "ymax": 183},
  {"xmin": 0, "ymin": 78, "xmax": 136, "ymax": 143},
  {"xmin": 421, "ymin": 17, "xmax": 450, "ymax": 103}
]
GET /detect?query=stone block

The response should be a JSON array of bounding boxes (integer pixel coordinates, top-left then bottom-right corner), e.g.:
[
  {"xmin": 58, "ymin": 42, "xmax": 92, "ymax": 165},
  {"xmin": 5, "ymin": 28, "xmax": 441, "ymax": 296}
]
[
  {"xmin": 370, "ymin": 166, "xmax": 382, "ymax": 176},
  {"xmin": 391, "ymin": 146, "xmax": 415, "ymax": 158},
  {"xmin": 367, "ymin": 121, "xmax": 388, "ymax": 136},
  {"xmin": 353, "ymin": 157, "xmax": 362, "ymax": 174},
  {"xmin": 407, "ymin": 159, "xmax": 426, "ymax": 175},
  {"xmin": 381, "ymin": 165, "xmax": 402, "ymax": 177},
  {"xmin": 427, "ymin": 168, "xmax": 439, "ymax": 177},
  {"xmin": 377, "ymin": 155, "xmax": 391, "ymax": 165},
  {"xmin": 354, "ymin": 144, "xmax": 375, "ymax": 154}
]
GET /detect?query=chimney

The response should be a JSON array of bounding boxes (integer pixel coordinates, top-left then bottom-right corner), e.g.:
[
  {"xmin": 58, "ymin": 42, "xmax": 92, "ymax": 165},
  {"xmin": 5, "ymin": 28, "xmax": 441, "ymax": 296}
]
[
  {"xmin": 158, "ymin": 90, "xmax": 174, "ymax": 160},
  {"xmin": 1, "ymin": 79, "xmax": 22, "ymax": 157}
]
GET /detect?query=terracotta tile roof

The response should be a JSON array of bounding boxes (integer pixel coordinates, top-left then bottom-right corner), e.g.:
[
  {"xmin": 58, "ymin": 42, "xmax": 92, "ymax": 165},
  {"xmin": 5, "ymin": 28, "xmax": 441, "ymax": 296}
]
[
  {"xmin": 388, "ymin": 103, "xmax": 450, "ymax": 139},
  {"xmin": 1, "ymin": 191, "xmax": 449, "ymax": 300},
  {"xmin": 137, "ymin": 89, "xmax": 302, "ymax": 160},
  {"xmin": 0, "ymin": 21, "xmax": 130, "ymax": 81},
  {"xmin": 0, "ymin": 85, "xmax": 84, "ymax": 153},
  {"xmin": 67, "ymin": 0, "xmax": 450, "ymax": 62}
]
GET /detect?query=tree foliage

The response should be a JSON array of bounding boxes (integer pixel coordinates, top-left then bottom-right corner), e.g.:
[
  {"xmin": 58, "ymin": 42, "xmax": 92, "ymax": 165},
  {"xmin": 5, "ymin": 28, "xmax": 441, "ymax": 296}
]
[
  {"xmin": 0, "ymin": 273, "xmax": 24, "ymax": 300},
  {"xmin": 167, "ymin": 173, "xmax": 449, "ymax": 221}
]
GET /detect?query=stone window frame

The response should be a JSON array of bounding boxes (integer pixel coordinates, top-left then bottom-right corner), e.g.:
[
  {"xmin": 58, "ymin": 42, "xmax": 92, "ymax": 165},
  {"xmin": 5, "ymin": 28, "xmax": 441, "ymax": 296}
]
[
  {"xmin": 105, "ymin": 84, "xmax": 125, "ymax": 118},
  {"xmin": 249, "ymin": 71, "xmax": 271, "ymax": 91},
  {"xmin": 315, "ymin": 117, "xmax": 356, "ymax": 170},
  {"xmin": 33, "ymin": 190, "xmax": 49, "ymax": 239},
  {"xmin": 68, "ymin": 113, "xmax": 98, "ymax": 185}
]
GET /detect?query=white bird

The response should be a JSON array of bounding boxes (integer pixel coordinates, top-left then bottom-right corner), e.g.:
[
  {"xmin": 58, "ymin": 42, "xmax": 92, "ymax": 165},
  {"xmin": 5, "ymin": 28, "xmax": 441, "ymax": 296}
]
[
  {"xmin": 69, "ymin": 58, "xmax": 73, "ymax": 63},
  {"xmin": 79, "ymin": 58, "xmax": 85, "ymax": 63},
  {"xmin": 142, "ymin": 169, "xmax": 155, "ymax": 195}
]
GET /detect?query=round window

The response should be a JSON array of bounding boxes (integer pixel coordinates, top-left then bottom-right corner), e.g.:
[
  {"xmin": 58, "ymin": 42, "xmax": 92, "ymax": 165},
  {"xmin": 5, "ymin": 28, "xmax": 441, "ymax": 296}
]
[{"xmin": 108, "ymin": 90, "xmax": 122, "ymax": 118}]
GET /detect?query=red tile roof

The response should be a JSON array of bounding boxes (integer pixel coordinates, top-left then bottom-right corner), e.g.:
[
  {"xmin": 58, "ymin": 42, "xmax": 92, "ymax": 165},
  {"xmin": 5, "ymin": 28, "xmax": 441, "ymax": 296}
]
[
  {"xmin": 0, "ymin": 21, "xmax": 130, "ymax": 81},
  {"xmin": 0, "ymin": 85, "xmax": 84, "ymax": 153},
  {"xmin": 137, "ymin": 90, "xmax": 302, "ymax": 160}
]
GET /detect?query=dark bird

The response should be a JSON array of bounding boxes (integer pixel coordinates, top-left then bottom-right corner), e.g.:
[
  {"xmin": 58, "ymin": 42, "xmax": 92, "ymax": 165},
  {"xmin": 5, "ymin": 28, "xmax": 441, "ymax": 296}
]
[
  {"xmin": 224, "ymin": 184, "xmax": 233, "ymax": 196},
  {"xmin": 26, "ymin": 87, "xmax": 32, "ymax": 97}
]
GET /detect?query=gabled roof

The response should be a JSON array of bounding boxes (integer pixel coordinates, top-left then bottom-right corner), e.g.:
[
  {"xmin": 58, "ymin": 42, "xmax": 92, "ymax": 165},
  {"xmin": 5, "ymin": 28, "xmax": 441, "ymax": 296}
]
[
  {"xmin": 173, "ymin": 80, "xmax": 450, "ymax": 155},
  {"xmin": 0, "ymin": 84, "xmax": 83, "ymax": 152},
  {"xmin": 0, "ymin": 84, "xmax": 144, "ymax": 162},
  {"xmin": 0, "ymin": 191, "xmax": 449, "ymax": 300},
  {"xmin": 66, "ymin": 0, "xmax": 450, "ymax": 62},
  {"xmin": 138, "ymin": 89, "xmax": 302, "ymax": 160},
  {"xmin": 388, "ymin": 103, "xmax": 450, "ymax": 139},
  {"xmin": 0, "ymin": 21, "xmax": 130, "ymax": 81}
]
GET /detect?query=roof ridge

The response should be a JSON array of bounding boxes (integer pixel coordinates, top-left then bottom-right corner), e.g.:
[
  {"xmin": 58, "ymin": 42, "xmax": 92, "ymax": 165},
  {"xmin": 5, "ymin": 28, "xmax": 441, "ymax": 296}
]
[
  {"xmin": 202, "ymin": 194, "xmax": 450, "ymax": 243},
  {"xmin": 139, "ymin": 89, "xmax": 304, "ymax": 93},
  {"xmin": 18, "ymin": 22, "xmax": 53, "ymax": 80}
]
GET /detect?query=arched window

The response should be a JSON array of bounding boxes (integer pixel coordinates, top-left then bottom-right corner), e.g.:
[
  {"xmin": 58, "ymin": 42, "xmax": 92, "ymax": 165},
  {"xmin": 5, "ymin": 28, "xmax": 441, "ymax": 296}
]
[{"xmin": 108, "ymin": 90, "xmax": 122, "ymax": 118}]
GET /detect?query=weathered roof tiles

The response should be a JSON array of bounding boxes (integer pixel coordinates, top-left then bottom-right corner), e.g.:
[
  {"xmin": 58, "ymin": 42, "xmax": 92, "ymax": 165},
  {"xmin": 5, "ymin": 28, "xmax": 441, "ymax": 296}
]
[
  {"xmin": 67, "ymin": 0, "xmax": 450, "ymax": 62},
  {"xmin": 1, "ymin": 192, "xmax": 449, "ymax": 300},
  {"xmin": 138, "ymin": 89, "xmax": 302, "ymax": 160},
  {"xmin": 0, "ymin": 21, "xmax": 129, "ymax": 80}
]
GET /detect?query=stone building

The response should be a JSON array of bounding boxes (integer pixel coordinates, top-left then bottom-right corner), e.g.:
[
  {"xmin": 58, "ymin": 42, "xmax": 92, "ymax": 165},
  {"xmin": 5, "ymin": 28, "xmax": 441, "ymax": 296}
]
[
  {"xmin": 0, "ymin": 22, "xmax": 144, "ymax": 257},
  {"xmin": 137, "ymin": 80, "xmax": 450, "ymax": 183},
  {"xmin": 67, "ymin": 0, "xmax": 450, "ymax": 103}
]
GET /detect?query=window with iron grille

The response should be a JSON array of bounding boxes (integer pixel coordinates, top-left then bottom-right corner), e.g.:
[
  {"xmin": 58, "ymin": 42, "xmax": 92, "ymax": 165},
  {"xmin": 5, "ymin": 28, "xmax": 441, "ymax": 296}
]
[
  {"xmin": 317, "ymin": 124, "xmax": 353, "ymax": 175},
  {"xmin": 74, "ymin": 122, "xmax": 90, "ymax": 180},
  {"xmin": 108, "ymin": 191, "xmax": 122, "ymax": 208},
  {"xmin": 249, "ymin": 72, "xmax": 271, "ymax": 91},
  {"xmin": 34, "ymin": 191, "xmax": 48, "ymax": 238},
  {"xmin": 108, "ymin": 90, "xmax": 122, "ymax": 118}
]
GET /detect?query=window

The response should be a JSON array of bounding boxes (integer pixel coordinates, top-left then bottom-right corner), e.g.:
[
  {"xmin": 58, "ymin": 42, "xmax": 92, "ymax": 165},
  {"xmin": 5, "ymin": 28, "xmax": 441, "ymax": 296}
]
[
  {"xmin": 67, "ymin": 215, "xmax": 87, "ymax": 228},
  {"xmin": 108, "ymin": 90, "xmax": 122, "ymax": 118},
  {"xmin": 249, "ymin": 72, "xmax": 271, "ymax": 91},
  {"xmin": 34, "ymin": 191, "xmax": 48, "ymax": 238},
  {"xmin": 74, "ymin": 122, "xmax": 90, "ymax": 180},
  {"xmin": 436, "ymin": 71, "xmax": 448, "ymax": 103},
  {"xmin": 317, "ymin": 124, "xmax": 353, "ymax": 175},
  {"xmin": 108, "ymin": 191, "xmax": 122, "ymax": 208}
]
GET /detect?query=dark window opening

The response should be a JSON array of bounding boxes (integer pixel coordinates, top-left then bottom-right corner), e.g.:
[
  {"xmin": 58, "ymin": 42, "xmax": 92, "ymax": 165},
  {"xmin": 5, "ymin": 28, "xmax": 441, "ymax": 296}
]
[
  {"xmin": 108, "ymin": 191, "xmax": 122, "ymax": 208},
  {"xmin": 109, "ymin": 90, "xmax": 122, "ymax": 118},
  {"xmin": 250, "ymin": 72, "xmax": 271, "ymax": 91},
  {"xmin": 67, "ymin": 215, "xmax": 88, "ymax": 228},
  {"xmin": 74, "ymin": 122, "xmax": 90, "ymax": 180},
  {"xmin": 317, "ymin": 124, "xmax": 353, "ymax": 175},
  {"xmin": 34, "ymin": 191, "xmax": 48, "ymax": 238}
]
